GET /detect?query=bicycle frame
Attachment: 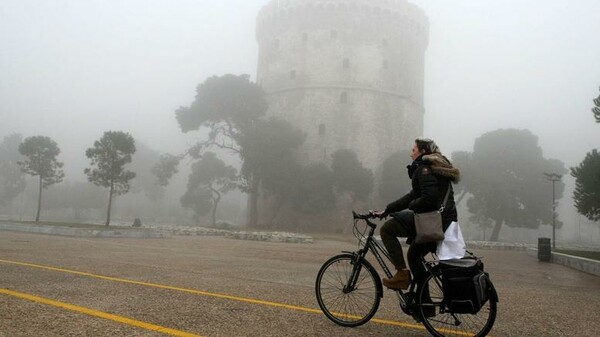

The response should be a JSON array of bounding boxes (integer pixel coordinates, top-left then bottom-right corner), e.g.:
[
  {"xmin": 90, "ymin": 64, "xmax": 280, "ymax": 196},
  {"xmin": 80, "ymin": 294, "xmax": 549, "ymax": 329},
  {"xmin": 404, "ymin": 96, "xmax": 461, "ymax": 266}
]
[{"xmin": 348, "ymin": 216, "xmax": 425, "ymax": 313}]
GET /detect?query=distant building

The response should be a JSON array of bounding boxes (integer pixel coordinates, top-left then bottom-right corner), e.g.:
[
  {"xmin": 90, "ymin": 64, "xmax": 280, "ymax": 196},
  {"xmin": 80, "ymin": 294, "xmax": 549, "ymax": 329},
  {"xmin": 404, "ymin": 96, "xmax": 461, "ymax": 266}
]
[{"xmin": 256, "ymin": 0, "xmax": 429, "ymax": 168}]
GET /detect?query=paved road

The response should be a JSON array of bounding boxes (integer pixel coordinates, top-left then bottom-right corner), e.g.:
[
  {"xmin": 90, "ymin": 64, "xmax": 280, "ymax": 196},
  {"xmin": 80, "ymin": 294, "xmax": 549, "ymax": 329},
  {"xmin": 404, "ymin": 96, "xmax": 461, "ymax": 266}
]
[{"xmin": 0, "ymin": 231, "xmax": 598, "ymax": 337}]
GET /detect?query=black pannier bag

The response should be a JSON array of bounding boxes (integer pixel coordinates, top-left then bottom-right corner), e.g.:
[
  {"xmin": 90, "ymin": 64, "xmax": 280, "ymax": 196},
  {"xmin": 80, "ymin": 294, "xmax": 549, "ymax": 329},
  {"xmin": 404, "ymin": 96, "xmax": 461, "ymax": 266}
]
[{"xmin": 441, "ymin": 259, "xmax": 489, "ymax": 314}]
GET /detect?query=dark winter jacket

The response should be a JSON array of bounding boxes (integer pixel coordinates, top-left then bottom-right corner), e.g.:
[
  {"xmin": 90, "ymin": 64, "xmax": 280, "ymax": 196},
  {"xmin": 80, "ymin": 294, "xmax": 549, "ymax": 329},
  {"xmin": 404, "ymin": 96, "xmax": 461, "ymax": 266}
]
[{"xmin": 384, "ymin": 153, "xmax": 461, "ymax": 232}]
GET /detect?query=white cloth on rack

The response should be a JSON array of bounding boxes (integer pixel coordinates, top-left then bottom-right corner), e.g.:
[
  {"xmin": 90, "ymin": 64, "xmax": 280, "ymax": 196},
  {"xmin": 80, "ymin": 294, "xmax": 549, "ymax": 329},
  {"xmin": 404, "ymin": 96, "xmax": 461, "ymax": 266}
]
[{"xmin": 436, "ymin": 221, "xmax": 466, "ymax": 260}]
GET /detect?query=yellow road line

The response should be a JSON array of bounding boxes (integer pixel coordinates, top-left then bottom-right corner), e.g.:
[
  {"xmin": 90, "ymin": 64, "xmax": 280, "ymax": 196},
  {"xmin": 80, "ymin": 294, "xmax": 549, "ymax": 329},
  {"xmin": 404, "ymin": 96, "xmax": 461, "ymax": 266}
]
[
  {"xmin": 0, "ymin": 258, "xmax": 487, "ymax": 336},
  {"xmin": 0, "ymin": 288, "xmax": 202, "ymax": 337},
  {"xmin": 0, "ymin": 258, "xmax": 323, "ymax": 314},
  {"xmin": 0, "ymin": 259, "xmax": 322, "ymax": 314}
]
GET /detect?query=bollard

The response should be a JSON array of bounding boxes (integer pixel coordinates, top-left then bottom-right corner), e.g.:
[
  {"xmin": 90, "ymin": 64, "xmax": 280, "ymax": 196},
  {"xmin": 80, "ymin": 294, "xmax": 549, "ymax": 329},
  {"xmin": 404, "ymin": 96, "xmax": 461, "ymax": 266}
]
[{"xmin": 538, "ymin": 237, "xmax": 551, "ymax": 262}]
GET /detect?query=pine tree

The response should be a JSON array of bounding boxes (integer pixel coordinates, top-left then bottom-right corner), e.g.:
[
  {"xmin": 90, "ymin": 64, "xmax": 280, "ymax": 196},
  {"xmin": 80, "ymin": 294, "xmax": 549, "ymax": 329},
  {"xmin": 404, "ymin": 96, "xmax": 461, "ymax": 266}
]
[
  {"xmin": 18, "ymin": 136, "xmax": 65, "ymax": 222},
  {"xmin": 571, "ymin": 149, "xmax": 600, "ymax": 221},
  {"xmin": 593, "ymin": 87, "xmax": 600, "ymax": 123},
  {"xmin": 85, "ymin": 131, "xmax": 136, "ymax": 226}
]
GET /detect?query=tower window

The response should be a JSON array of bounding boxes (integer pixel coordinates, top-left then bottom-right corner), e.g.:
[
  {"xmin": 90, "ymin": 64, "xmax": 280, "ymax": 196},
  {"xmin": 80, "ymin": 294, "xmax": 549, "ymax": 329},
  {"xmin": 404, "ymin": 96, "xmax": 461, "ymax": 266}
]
[
  {"xmin": 318, "ymin": 124, "xmax": 326, "ymax": 136},
  {"xmin": 340, "ymin": 92, "xmax": 348, "ymax": 104},
  {"xmin": 342, "ymin": 58, "xmax": 350, "ymax": 69}
]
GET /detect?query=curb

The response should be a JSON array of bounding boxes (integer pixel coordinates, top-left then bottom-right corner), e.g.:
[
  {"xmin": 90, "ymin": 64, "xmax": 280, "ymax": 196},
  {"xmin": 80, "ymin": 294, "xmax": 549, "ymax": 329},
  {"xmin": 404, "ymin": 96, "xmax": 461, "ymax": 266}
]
[
  {"xmin": 0, "ymin": 223, "xmax": 169, "ymax": 238},
  {"xmin": 225, "ymin": 231, "xmax": 313, "ymax": 243},
  {"xmin": 465, "ymin": 240, "xmax": 532, "ymax": 251},
  {"xmin": 526, "ymin": 248, "xmax": 600, "ymax": 277}
]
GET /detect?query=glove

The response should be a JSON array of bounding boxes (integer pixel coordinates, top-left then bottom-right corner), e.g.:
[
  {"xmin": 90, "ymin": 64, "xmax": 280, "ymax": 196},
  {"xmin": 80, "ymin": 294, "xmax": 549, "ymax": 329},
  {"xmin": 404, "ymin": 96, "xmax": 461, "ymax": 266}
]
[{"xmin": 373, "ymin": 210, "xmax": 389, "ymax": 219}]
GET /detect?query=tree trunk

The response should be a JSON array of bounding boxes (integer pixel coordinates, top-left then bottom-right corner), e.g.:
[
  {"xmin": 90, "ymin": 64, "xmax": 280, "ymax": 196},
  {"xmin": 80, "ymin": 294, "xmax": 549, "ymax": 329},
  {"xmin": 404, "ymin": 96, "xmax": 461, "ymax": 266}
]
[
  {"xmin": 105, "ymin": 182, "xmax": 114, "ymax": 226},
  {"xmin": 210, "ymin": 186, "xmax": 221, "ymax": 227},
  {"xmin": 35, "ymin": 175, "xmax": 42, "ymax": 222},
  {"xmin": 269, "ymin": 197, "xmax": 286, "ymax": 227},
  {"xmin": 489, "ymin": 219, "xmax": 503, "ymax": 241},
  {"xmin": 247, "ymin": 175, "xmax": 260, "ymax": 228},
  {"xmin": 341, "ymin": 195, "xmax": 357, "ymax": 235}
]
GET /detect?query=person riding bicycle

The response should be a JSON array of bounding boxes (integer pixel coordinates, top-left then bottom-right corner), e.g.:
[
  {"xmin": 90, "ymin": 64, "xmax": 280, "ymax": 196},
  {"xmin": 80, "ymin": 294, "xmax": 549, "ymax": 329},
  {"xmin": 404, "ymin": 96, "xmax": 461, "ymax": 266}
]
[{"xmin": 374, "ymin": 138, "xmax": 460, "ymax": 291}]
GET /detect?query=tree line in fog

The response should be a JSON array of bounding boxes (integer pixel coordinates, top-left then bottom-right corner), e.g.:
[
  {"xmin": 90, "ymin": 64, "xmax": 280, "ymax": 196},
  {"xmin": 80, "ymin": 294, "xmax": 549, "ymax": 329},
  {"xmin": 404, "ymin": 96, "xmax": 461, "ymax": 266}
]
[{"xmin": 0, "ymin": 77, "xmax": 598, "ymax": 240}]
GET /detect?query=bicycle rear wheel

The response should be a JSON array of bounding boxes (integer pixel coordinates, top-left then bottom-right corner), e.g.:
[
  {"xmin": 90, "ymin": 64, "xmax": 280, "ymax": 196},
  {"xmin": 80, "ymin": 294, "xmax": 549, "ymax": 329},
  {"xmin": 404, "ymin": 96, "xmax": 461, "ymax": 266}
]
[
  {"xmin": 315, "ymin": 254, "xmax": 381, "ymax": 327},
  {"xmin": 418, "ymin": 272, "xmax": 497, "ymax": 337}
]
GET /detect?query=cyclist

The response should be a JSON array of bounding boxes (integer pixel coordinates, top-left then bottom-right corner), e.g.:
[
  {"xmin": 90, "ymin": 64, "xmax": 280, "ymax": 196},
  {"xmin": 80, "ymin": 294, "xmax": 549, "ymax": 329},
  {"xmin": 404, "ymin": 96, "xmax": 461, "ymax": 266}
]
[{"xmin": 374, "ymin": 138, "xmax": 460, "ymax": 292}]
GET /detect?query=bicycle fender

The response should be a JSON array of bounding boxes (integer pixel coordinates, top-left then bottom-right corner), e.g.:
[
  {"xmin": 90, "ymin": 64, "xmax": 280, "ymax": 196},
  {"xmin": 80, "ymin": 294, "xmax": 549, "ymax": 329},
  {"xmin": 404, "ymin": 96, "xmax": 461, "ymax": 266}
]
[{"xmin": 487, "ymin": 275, "xmax": 499, "ymax": 303}]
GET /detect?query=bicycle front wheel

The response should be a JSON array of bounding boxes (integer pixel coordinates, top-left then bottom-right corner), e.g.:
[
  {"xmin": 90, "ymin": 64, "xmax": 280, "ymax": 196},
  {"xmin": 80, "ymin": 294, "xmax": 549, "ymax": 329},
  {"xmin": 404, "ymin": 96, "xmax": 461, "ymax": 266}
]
[
  {"xmin": 315, "ymin": 254, "xmax": 381, "ymax": 327},
  {"xmin": 418, "ymin": 272, "xmax": 497, "ymax": 337}
]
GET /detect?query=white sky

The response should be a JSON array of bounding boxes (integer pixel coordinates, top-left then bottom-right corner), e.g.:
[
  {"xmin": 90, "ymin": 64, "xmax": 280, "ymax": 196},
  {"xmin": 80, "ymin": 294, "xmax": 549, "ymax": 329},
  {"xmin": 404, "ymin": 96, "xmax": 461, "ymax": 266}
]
[
  {"xmin": 418, "ymin": 0, "xmax": 600, "ymax": 166},
  {"xmin": 1, "ymin": 0, "xmax": 599, "ymax": 180}
]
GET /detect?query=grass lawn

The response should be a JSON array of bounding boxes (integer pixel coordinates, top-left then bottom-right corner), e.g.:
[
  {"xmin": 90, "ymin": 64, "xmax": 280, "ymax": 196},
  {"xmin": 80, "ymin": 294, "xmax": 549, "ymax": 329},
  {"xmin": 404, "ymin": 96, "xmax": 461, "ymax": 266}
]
[{"xmin": 555, "ymin": 249, "xmax": 600, "ymax": 261}]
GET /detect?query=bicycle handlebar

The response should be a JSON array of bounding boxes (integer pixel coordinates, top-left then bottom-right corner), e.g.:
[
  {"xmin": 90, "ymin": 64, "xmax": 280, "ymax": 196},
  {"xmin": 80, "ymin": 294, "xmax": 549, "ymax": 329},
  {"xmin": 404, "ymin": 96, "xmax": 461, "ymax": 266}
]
[{"xmin": 352, "ymin": 210, "xmax": 377, "ymax": 220}]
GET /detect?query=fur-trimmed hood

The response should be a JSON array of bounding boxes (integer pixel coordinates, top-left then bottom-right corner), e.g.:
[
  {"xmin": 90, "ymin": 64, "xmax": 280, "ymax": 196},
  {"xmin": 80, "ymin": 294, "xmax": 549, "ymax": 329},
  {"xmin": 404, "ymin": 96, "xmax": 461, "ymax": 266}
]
[{"xmin": 422, "ymin": 153, "xmax": 461, "ymax": 183}]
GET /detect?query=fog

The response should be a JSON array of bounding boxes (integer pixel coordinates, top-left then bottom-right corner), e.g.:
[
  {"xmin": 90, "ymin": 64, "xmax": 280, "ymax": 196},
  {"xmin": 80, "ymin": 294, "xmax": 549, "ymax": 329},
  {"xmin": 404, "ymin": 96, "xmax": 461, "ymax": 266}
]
[
  {"xmin": 418, "ymin": 0, "xmax": 600, "ymax": 165},
  {"xmin": 1, "ymin": 1, "xmax": 599, "ymax": 240}
]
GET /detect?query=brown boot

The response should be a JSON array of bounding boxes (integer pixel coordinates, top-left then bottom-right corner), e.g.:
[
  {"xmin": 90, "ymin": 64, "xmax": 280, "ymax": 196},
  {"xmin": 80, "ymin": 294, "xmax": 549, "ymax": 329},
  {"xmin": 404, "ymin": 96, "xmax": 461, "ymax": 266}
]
[{"xmin": 383, "ymin": 269, "xmax": 412, "ymax": 289}]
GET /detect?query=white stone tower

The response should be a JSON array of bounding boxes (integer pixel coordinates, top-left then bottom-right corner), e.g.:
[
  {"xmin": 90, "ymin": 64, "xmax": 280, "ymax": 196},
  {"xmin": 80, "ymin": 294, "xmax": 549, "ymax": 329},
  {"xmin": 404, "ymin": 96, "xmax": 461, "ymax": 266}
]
[{"xmin": 256, "ymin": 0, "xmax": 428, "ymax": 168}]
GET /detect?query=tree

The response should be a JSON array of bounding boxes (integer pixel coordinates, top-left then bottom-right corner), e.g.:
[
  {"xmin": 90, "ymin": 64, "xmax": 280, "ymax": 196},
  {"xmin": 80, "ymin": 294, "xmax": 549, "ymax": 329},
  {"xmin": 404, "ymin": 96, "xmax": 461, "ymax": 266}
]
[
  {"xmin": 0, "ymin": 161, "xmax": 25, "ymax": 207},
  {"xmin": 181, "ymin": 152, "xmax": 238, "ymax": 226},
  {"xmin": 180, "ymin": 187, "xmax": 213, "ymax": 225},
  {"xmin": 458, "ymin": 129, "xmax": 567, "ymax": 241},
  {"xmin": 571, "ymin": 149, "xmax": 600, "ymax": 221},
  {"xmin": 0, "ymin": 134, "xmax": 26, "ymax": 207},
  {"xmin": 593, "ymin": 87, "xmax": 600, "ymax": 123},
  {"xmin": 152, "ymin": 154, "xmax": 181, "ymax": 187},
  {"xmin": 331, "ymin": 149, "xmax": 374, "ymax": 204},
  {"xmin": 44, "ymin": 181, "xmax": 105, "ymax": 220},
  {"xmin": 129, "ymin": 142, "xmax": 166, "ymax": 202},
  {"xmin": 18, "ymin": 136, "xmax": 65, "ymax": 222},
  {"xmin": 162, "ymin": 74, "xmax": 311, "ymax": 227},
  {"xmin": 0, "ymin": 134, "xmax": 24, "ymax": 160},
  {"xmin": 175, "ymin": 74, "xmax": 267, "ymax": 149},
  {"xmin": 291, "ymin": 163, "xmax": 336, "ymax": 215},
  {"xmin": 156, "ymin": 74, "xmax": 310, "ymax": 227},
  {"xmin": 379, "ymin": 150, "xmax": 412, "ymax": 202},
  {"xmin": 175, "ymin": 74, "xmax": 268, "ymax": 227},
  {"xmin": 239, "ymin": 118, "xmax": 305, "ymax": 223},
  {"xmin": 84, "ymin": 131, "xmax": 136, "ymax": 226},
  {"xmin": 449, "ymin": 151, "xmax": 472, "ymax": 206}
]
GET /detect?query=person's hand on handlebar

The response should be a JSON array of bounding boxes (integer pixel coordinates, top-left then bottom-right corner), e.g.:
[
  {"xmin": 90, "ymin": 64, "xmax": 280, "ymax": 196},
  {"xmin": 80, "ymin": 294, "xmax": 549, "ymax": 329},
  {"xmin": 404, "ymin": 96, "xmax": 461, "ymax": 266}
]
[{"xmin": 372, "ymin": 210, "xmax": 388, "ymax": 220}]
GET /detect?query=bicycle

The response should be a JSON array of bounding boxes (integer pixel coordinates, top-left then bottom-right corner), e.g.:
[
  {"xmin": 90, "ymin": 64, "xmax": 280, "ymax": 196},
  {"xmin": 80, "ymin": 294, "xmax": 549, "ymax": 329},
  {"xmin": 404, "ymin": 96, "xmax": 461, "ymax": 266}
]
[{"xmin": 315, "ymin": 211, "xmax": 498, "ymax": 337}]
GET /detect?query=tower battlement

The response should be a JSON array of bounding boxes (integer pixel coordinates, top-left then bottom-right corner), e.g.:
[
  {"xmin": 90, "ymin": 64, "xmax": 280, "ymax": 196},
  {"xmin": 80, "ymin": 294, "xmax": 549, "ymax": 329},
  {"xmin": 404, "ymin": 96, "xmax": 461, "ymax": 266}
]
[
  {"xmin": 256, "ymin": 0, "xmax": 428, "ymax": 27},
  {"xmin": 257, "ymin": 0, "xmax": 428, "ymax": 48}
]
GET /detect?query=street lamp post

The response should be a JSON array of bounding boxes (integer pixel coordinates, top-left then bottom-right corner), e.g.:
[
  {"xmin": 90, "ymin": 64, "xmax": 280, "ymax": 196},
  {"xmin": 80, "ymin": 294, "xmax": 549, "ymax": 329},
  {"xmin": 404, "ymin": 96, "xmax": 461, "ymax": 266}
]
[{"xmin": 544, "ymin": 172, "xmax": 562, "ymax": 249}]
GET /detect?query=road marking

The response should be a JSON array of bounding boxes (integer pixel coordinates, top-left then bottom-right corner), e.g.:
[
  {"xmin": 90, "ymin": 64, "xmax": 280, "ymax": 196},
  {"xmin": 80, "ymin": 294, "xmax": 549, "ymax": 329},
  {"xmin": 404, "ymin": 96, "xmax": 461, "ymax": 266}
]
[
  {"xmin": 0, "ymin": 259, "xmax": 487, "ymax": 336},
  {"xmin": 0, "ymin": 288, "xmax": 202, "ymax": 337},
  {"xmin": 0, "ymin": 258, "xmax": 326, "ymax": 314}
]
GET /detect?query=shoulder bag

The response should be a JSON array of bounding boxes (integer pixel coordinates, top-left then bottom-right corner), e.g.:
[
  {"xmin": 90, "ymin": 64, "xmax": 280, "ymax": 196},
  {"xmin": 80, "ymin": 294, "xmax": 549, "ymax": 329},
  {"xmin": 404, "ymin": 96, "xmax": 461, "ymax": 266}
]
[{"xmin": 413, "ymin": 184, "xmax": 451, "ymax": 244}]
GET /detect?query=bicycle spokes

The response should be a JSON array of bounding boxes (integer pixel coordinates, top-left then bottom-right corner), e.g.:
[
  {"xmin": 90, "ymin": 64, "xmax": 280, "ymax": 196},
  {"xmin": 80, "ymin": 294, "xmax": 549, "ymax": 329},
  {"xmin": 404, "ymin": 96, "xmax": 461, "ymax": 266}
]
[{"xmin": 316, "ymin": 254, "xmax": 381, "ymax": 327}]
